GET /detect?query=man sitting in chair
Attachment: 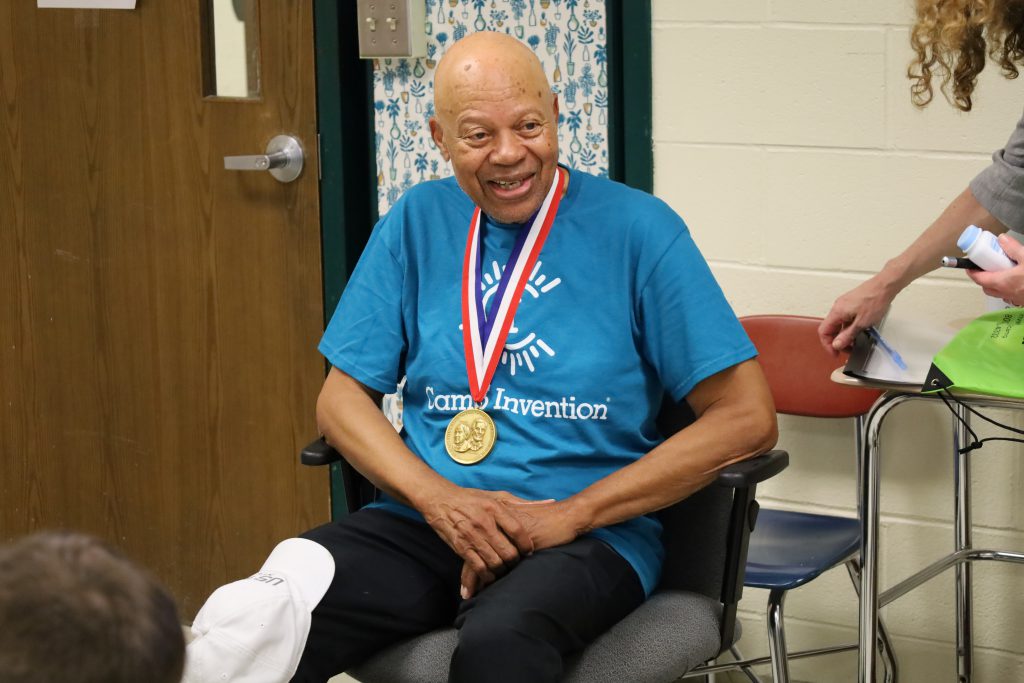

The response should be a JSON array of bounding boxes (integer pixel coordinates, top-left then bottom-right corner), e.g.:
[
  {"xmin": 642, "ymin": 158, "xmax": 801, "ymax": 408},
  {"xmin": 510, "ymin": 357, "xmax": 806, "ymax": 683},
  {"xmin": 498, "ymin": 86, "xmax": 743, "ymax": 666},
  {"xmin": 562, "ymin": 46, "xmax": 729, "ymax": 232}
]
[{"xmin": 185, "ymin": 31, "xmax": 777, "ymax": 683}]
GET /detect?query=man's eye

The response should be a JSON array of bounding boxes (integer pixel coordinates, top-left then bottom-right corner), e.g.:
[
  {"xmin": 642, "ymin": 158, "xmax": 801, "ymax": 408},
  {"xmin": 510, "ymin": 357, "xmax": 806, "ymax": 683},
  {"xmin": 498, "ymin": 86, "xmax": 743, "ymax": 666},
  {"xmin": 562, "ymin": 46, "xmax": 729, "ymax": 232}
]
[{"xmin": 522, "ymin": 122, "xmax": 539, "ymax": 131}]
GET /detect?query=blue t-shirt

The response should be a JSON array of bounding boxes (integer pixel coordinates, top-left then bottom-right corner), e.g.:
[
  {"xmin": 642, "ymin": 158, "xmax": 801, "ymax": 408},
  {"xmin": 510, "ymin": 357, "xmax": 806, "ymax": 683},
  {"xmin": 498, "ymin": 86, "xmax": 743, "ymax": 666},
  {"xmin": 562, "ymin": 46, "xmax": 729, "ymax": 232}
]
[{"xmin": 319, "ymin": 168, "xmax": 756, "ymax": 595}]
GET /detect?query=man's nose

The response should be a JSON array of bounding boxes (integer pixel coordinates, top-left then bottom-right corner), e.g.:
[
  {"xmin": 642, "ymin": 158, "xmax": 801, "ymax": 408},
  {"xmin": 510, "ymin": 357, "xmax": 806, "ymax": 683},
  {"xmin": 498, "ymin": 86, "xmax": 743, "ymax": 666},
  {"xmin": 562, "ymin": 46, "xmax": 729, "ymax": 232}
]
[{"xmin": 489, "ymin": 129, "xmax": 527, "ymax": 165}]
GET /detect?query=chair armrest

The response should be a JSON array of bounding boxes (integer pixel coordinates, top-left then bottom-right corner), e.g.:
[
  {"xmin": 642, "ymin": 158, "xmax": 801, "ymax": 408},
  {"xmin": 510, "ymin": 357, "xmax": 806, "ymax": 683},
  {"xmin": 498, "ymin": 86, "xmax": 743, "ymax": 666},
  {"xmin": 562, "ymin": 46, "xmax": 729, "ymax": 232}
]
[
  {"xmin": 300, "ymin": 437, "xmax": 377, "ymax": 513},
  {"xmin": 715, "ymin": 450, "xmax": 788, "ymax": 488},
  {"xmin": 713, "ymin": 450, "xmax": 787, "ymax": 650},
  {"xmin": 300, "ymin": 437, "xmax": 342, "ymax": 467}
]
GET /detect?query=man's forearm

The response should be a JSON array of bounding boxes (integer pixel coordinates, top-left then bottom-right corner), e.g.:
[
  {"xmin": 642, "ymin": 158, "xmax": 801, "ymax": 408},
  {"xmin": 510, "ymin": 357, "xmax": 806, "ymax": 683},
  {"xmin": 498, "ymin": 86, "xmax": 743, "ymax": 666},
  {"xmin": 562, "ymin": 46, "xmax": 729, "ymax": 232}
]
[
  {"xmin": 564, "ymin": 360, "xmax": 777, "ymax": 534},
  {"xmin": 316, "ymin": 367, "xmax": 453, "ymax": 510}
]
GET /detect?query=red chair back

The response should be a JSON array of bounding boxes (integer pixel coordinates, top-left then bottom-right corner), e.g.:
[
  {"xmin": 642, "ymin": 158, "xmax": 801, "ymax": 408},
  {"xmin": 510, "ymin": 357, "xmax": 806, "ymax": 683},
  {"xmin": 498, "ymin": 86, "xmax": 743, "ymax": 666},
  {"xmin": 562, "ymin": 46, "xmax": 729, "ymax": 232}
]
[{"xmin": 741, "ymin": 315, "xmax": 882, "ymax": 418}]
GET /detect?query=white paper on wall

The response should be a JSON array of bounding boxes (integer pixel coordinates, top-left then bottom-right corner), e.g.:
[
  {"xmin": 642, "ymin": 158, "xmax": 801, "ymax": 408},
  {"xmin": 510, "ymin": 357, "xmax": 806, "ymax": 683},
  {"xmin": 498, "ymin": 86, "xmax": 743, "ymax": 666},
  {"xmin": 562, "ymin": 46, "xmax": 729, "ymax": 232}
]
[{"xmin": 38, "ymin": 0, "xmax": 137, "ymax": 8}]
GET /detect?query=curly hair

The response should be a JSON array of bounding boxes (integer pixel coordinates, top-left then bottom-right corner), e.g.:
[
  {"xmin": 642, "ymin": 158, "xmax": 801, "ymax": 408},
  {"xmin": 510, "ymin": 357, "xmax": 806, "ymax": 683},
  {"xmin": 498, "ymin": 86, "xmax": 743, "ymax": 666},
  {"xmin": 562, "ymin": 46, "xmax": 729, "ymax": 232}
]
[{"xmin": 909, "ymin": 0, "xmax": 1024, "ymax": 110}]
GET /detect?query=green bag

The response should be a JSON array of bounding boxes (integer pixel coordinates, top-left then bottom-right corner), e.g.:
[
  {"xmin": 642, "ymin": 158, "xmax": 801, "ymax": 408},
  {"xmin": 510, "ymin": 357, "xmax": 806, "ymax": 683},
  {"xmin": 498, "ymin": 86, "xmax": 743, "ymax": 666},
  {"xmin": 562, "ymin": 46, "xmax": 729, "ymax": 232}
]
[{"xmin": 923, "ymin": 308, "xmax": 1024, "ymax": 398}]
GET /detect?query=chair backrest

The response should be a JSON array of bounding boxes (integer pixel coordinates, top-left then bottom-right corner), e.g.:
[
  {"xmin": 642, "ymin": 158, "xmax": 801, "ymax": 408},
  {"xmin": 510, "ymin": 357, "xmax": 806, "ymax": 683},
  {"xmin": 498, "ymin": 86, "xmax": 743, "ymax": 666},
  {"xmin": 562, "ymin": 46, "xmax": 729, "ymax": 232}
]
[
  {"xmin": 654, "ymin": 395, "xmax": 760, "ymax": 654},
  {"xmin": 654, "ymin": 397, "xmax": 732, "ymax": 599},
  {"xmin": 741, "ymin": 315, "xmax": 882, "ymax": 418},
  {"xmin": 657, "ymin": 480, "xmax": 734, "ymax": 599}
]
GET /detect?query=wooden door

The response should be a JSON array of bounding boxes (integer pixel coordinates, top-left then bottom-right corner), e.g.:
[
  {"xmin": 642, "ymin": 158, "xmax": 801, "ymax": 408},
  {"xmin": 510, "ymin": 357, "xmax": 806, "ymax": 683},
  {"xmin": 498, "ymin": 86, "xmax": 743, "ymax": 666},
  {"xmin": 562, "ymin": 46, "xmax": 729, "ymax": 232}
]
[{"xmin": 0, "ymin": 1, "xmax": 328, "ymax": 617}]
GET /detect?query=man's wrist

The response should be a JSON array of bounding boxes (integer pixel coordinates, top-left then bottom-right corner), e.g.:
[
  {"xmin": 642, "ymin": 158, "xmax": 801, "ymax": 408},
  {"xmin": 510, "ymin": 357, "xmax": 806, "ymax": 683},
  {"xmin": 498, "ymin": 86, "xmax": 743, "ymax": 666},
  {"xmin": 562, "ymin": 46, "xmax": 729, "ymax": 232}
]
[
  {"xmin": 402, "ymin": 473, "xmax": 457, "ymax": 515},
  {"xmin": 562, "ymin": 492, "xmax": 598, "ymax": 537}
]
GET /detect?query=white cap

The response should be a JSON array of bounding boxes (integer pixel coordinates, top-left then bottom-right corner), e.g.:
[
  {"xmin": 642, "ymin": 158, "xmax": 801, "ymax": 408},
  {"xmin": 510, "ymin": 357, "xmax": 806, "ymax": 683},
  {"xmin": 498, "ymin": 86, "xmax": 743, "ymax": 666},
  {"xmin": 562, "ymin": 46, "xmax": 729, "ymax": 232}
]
[
  {"xmin": 958, "ymin": 224, "xmax": 982, "ymax": 252},
  {"xmin": 183, "ymin": 538, "xmax": 335, "ymax": 683}
]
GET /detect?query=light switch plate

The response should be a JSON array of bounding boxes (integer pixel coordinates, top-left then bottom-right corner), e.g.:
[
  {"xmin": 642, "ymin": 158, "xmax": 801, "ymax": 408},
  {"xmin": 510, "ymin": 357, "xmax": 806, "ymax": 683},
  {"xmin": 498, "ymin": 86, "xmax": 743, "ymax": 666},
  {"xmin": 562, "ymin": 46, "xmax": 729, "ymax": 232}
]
[{"xmin": 356, "ymin": 0, "xmax": 426, "ymax": 59}]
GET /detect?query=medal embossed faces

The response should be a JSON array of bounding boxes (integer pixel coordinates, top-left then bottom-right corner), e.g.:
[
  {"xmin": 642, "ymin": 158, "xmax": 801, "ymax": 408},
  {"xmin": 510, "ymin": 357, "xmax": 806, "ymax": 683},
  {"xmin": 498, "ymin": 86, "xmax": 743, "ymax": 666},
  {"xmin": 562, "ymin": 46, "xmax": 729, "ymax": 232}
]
[
  {"xmin": 445, "ymin": 167, "xmax": 567, "ymax": 464},
  {"xmin": 444, "ymin": 408, "xmax": 496, "ymax": 464}
]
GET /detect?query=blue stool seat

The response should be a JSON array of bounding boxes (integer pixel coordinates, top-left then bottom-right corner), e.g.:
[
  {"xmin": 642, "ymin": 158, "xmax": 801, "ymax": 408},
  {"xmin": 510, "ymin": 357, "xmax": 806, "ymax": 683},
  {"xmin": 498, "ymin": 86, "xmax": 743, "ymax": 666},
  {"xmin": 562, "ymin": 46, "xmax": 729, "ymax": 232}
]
[{"xmin": 745, "ymin": 508, "xmax": 861, "ymax": 591}]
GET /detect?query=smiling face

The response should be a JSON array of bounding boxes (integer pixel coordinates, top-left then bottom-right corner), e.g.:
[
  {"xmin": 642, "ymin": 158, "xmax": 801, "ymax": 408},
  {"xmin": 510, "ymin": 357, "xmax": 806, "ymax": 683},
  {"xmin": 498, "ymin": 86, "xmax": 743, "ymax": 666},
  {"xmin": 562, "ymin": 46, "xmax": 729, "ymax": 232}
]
[{"xmin": 430, "ymin": 32, "xmax": 560, "ymax": 224}]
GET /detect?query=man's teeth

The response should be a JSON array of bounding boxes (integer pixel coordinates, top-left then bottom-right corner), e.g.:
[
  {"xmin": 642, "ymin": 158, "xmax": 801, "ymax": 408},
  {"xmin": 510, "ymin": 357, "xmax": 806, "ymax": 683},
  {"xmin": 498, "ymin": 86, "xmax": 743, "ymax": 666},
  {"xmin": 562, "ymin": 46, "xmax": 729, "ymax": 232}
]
[{"xmin": 494, "ymin": 179, "xmax": 523, "ymax": 189}]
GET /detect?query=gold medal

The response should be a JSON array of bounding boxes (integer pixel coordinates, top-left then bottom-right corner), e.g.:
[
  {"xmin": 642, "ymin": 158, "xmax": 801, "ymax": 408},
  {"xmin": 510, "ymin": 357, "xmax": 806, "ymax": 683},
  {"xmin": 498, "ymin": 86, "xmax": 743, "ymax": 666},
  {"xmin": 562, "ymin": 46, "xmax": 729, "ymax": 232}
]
[{"xmin": 444, "ymin": 408, "xmax": 497, "ymax": 465}]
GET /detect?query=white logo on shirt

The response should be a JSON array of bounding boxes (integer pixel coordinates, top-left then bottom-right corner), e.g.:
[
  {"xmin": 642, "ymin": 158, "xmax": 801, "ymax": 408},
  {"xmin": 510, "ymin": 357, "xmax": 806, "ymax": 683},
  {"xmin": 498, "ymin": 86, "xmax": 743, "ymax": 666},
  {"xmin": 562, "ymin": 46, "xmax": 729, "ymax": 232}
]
[
  {"xmin": 425, "ymin": 386, "xmax": 609, "ymax": 421},
  {"xmin": 477, "ymin": 259, "xmax": 561, "ymax": 376},
  {"xmin": 441, "ymin": 261, "xmax": 609, "ymax": 421}
]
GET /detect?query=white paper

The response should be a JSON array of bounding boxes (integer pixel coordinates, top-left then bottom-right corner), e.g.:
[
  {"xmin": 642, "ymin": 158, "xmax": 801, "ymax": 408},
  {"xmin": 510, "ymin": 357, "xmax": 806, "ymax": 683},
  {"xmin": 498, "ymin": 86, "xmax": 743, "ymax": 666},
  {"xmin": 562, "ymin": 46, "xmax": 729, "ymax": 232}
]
[
  {"xmin": 844, "ymin": 314, "xmax": 961, "ymax": 386},
  {"xmin": 38, "ymin": 0, "xmax": 136, "ymax": 9}
]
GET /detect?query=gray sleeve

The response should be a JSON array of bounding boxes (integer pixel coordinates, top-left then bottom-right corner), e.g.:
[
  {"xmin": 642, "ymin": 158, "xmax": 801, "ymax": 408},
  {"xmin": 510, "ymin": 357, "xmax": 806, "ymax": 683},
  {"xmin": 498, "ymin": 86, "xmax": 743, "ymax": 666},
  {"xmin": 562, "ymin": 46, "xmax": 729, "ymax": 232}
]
[{"xmin": 970, "ymin": 108, "xmax": 1024, "ymax": 232}]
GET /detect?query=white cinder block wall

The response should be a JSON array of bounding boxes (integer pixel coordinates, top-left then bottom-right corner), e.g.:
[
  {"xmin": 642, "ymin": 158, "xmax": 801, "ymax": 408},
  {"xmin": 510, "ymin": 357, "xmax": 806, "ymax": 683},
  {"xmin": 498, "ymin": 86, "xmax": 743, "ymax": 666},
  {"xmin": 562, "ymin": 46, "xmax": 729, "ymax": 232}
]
[{"xmin": 652, "ymin": 1, "xmax": 1024, "ymax": 681}]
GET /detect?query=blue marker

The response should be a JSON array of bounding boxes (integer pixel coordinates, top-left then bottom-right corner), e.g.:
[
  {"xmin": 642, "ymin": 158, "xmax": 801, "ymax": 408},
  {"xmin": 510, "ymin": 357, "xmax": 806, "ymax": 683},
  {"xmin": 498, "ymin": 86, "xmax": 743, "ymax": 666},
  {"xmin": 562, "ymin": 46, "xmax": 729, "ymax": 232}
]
[{"xmin": 867, "ymin": 327, "xmax": 907, "ymax": 371}]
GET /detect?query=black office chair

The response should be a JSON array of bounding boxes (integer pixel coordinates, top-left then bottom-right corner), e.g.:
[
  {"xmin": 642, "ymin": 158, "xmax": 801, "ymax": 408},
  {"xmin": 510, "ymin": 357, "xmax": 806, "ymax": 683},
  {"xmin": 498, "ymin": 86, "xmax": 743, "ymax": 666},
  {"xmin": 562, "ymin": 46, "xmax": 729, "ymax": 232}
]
[{"xmin": 300, "ymin": 397, "xmax": 788, "ymax": 682}]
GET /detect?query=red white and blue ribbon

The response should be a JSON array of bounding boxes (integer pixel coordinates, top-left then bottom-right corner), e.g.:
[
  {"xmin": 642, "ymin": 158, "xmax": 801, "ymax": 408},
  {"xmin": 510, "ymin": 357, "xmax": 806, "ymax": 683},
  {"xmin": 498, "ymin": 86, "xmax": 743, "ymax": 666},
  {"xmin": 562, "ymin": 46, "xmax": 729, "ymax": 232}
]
[{"xmin": 461, "ymin": 167, "xmax": 566, "ymax": 403}]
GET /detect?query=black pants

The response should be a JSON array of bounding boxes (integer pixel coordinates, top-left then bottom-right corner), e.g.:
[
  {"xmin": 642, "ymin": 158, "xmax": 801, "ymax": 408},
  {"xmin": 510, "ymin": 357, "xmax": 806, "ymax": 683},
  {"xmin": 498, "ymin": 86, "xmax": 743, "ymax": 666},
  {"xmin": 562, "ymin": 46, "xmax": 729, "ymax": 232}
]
[{"xmin": 291, "ymin": 508, "xmax": 644, "ymax": 683}]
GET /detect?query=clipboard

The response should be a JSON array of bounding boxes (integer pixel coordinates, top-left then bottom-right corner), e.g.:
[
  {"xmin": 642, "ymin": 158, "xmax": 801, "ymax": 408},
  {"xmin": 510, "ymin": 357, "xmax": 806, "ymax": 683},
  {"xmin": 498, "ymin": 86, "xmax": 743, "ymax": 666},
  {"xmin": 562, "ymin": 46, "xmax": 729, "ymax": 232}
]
[{"xmin": 843, "ymin": 315, "xmax": 960, "ymax": 386}]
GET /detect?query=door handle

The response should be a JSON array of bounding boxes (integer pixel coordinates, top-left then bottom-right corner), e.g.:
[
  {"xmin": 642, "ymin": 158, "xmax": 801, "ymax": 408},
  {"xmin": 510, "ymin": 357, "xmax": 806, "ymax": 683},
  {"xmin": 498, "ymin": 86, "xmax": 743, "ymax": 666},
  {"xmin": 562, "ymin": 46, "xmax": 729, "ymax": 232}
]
[{"xmin": 224, "ymin": 134, "xmax": 304, "ymax": 183}]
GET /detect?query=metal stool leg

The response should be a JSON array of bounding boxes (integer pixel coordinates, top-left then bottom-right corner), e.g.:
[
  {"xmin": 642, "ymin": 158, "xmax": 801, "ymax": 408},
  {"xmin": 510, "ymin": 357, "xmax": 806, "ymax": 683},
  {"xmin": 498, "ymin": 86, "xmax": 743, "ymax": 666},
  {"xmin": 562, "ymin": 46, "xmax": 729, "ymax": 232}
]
[
  {"xmin": 953, "ymin": 403, "xmax": 973, "ymax": 683},
  {"xmin": 728, "ymin": 645, "xmax": 764, "ymax": 683},
  {"xmin": 877, "ymin": 617, "xmax": 898, "ymax": 683},
  {"xmin": 847, "ymin": 559, "xmax": 899, "ymax": 683},
  {"xmin": 767, "ymin": 589, "xmax": 791, "ymax": 683}
]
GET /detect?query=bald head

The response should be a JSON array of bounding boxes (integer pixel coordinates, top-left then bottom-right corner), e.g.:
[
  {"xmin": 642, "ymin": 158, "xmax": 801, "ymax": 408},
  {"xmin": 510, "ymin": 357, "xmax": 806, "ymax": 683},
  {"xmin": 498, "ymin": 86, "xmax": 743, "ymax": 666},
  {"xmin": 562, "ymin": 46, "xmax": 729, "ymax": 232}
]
[
  {"xmin": 434, "ymin": 31, "xmax": 554, "ymax": 127},
  {"xmin": 428, "ymin": 31, "xmax": 560, "ymax": 224}
]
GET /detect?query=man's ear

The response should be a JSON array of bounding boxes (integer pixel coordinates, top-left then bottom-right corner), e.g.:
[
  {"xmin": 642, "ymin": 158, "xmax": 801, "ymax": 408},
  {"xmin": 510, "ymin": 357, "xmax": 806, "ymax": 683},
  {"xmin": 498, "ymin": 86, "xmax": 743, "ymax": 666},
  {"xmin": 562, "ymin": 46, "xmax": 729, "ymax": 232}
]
[
  {"xmin": 429, "ymin": 117, "xmax": 451, "ymax": 161},
  {"xmin": 552, "ymin": 93, "xmax": 559, "ymax": 122}
]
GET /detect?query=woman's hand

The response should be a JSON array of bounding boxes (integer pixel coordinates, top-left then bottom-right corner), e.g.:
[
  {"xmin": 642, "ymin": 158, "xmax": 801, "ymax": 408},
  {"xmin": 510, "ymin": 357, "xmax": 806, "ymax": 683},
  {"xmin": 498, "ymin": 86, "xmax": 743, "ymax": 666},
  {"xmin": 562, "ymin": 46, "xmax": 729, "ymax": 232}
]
[
  {"xmin": 819, "ymin": 275, "xmax": 898, "ymax": 354},
  {"xmin": 967, "ymin": 233, "xmax": 1024, "ymax": 306}
]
